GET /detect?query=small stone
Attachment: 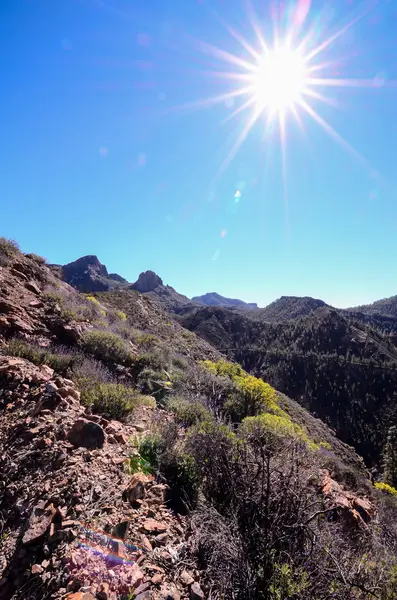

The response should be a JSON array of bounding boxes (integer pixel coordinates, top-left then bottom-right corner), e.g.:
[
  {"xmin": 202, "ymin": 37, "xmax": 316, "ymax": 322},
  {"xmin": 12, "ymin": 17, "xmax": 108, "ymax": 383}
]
[
  {"xmin": 180, "ymin": 570, "xmax": 194, "ymax": 586},
  {"xmin": 140, "ymin": 534, "xmax": 153, "ymax": 552},
  {"xmin": 31, "ymin": 564, "xmax": 43, "ymax": 574},
  {"xmin": 25, "ymin": 281, "xmax": 41, "ymax": 294},
  {"xmin": 29, "ymin": 299, "xmax": 43, "ymax": 308},
  {"xmin": 129, "ymin": 564, "xmax": 145, "ymax": 589},
  {"xmin": 142, "ymin": 519, "xmax": 168, "ymax": 534},
  {"xmin": 41, "ymin": 559, "xmax": 50, "ymax": 569},
  {"xmin": 135, "ymin": 593, "xmax": 151, "ymax": 600},
  {"xmin": 67, "ymin": 418, "xmax": 105, "ymax": 449},
  {"xmin": 151, "ymin": 573, "xmax": 163, "ymax": 584},
  {"xmin": 97, "ymin": 582, "xmax": 111, "ymax": 600},
  {"xmin": 190, "ymin": 582, "xmax": 205, "ymax": 600}
]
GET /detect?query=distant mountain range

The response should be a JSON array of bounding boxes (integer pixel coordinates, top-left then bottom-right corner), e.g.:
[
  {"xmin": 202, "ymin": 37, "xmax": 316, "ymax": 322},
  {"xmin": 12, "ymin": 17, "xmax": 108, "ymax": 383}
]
[
  {"xmin": 51, "ymin": 254, "xmax": 397, "ymax": 328},
  {"xmin": 192, "ymin": 292, "xmax": 258, "ymax": 310}
]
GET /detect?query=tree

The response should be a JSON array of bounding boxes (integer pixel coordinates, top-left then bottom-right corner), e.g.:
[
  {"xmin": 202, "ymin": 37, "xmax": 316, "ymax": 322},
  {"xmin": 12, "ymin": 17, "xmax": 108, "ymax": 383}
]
[{"xmin": 383, "ymin": 426, "xmax": 397, "ymax": 486}]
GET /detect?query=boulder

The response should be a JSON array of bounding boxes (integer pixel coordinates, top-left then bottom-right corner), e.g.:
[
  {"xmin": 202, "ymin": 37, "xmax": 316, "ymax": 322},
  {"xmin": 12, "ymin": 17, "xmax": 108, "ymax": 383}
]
[
  {"xmin": 67, "ymin": 418, "xmax": 105, "ymax": 449},
  {"xmin": 124, "ymin": 472, "xmax": 150, "ymax": 504}
]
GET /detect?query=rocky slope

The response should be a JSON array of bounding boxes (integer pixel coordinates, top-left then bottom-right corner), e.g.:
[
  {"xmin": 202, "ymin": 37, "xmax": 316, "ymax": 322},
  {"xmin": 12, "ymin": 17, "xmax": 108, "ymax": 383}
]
[
  {"xmin": 3, "ymin": 240, "xmax": 397, "ymax": 599},
  {"xmin": 0, "ymin": 354, "xmax": 198, "ymax": 600}
]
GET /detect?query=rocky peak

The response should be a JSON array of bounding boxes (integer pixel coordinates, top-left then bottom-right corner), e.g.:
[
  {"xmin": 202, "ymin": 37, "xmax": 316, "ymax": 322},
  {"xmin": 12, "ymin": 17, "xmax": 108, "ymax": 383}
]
[
  {"xmin": 130, "ymin": 270, "xmax": 163, "ymax": 293},
  {"xmin": 57, "ymin": 256, "xmax": 128, "ymax": 293},
  {"xmin": 63, "ymin": 255, "xmax": 108, "ymax": 279}
]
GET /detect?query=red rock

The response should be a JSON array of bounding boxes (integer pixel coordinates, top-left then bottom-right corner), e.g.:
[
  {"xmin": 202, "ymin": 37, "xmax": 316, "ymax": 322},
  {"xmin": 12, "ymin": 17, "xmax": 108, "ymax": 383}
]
[
  {"xmin": 124, "ymin": 472, "xmax": 150, "ymax": 504},
  {"xmin": 29, "ymin": 299, "xmax": 43, "ymax": 308},
  {"xmin": 25, "ymin": 281, "xmax": 41, "ymax": 294},
  {"xmin": 130, "ymin": 564, "xmax": 145, "ymax": 588},
  {"xmin": 22, "ymin": 503, "xmax": 56, "ymax": 545},
  {"xmin": 31, "ymin": 564, "xmax": 43, "ymax": 574},
  {"xmin": 134, "ymin": 581, "xmax": 151, "ymax": 595},
  {"xmin": 66, "ymin": 593, "xmax": 96, "ymax": 600},
  {"xmin": 140, "ymin": 534, "xmax": 153, "ymax": 552},
  {"xmin": 142, "ymin": 519, "xmax": 168, "ymax": 534},
  {"xmin": 151, "ymin": 573, "xmax": 163, "ymax": 584},
  {"xmin": 321, "ymin": 470, "xmax": 375, "ymax": 526},
  {"xmin": 180, "ymin": 570, "xmax": 194, "ymax": 586}
]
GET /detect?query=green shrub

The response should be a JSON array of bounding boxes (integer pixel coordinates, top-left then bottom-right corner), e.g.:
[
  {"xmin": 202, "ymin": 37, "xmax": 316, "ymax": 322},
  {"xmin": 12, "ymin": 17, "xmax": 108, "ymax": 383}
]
[
  {"xmin": 138, "ymin": 432, "xmax": 166, "ymax": 469},
  {"xmin": 81, "ymin": 330, "xmax": 135, "ymax": 365},
  {"xmin": 172, "ymin": 356, "xmax": 188, "ymax": 370},
  {"xmin": 375, "ymin": 482, "xmax": 397, "ymax": 496},
  {"xmin": 25, "ymin": 252, "xmax": 47, "ymax": 264},
  {"xmin": 80, "ymin": 382, "xmax": 145, "ymax": 421},
  {"xmin": 135, "ymin": 333, "xmax": 159, "ymax": 348},
  {"xmin": 0, "ymin": 237, "xmax": 20, "ymax": 266},
  {"xmin": 163, "ymin": 450, "xmax": 200, "ymax": 511},
  {"xmin": 202, "ymin": 359, "xmax": 278, "ymax": 421},
  {"xmin": 137, "ymin": 367, "xmax": 172, "ymax": 402},
  {"xmin": 138, "ymin": 430, "xmax": 199, "ymax": 511},
  {"xmin": 125, "ymin": 455, "xmax": 153, "ymax": 475},
  {"xmin": 86, "ymin": 295, "xmax": 101, "ymax": 305},
  {"xmin": 7, "ymin": 339, "xmax": 76, "ymax": 373},
  {"xmin": 241, "ymin": 412, "xmax": 318, "ymax": 451},
  {"xmin": 115, "ymin": 310, "xmax": 127, "ymax": 321},
  {"xmin": 202, "ymin": 358, "xmax": 244, "ymax": 379},
  {"xmin": 134, "ymin": 350, "xmax": 169, "ymax": 373},
  {"xmin": 167, "ymin": 396, "xmax": 212, "ymax": 427}
]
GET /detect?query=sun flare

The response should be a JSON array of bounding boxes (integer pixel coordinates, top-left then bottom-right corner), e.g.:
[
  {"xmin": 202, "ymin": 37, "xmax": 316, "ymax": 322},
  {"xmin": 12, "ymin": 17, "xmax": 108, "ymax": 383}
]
[
  {"xmin": 251, "ymin": 46, "xmax": 308, "ymax": 116},
  {"xmin": 173, "ymin": 0, "xmax": 390, "ymax": 179}
]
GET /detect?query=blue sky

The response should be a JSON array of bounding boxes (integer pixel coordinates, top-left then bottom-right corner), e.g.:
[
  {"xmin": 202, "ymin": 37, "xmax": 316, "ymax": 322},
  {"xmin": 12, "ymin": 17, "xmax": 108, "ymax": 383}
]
[{"xmin": 1, "ymin": 0, "xmax": 397, "ymax": 308}]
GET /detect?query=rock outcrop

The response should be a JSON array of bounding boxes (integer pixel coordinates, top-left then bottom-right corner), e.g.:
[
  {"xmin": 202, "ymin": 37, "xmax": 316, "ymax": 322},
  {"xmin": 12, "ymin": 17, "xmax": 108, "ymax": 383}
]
[
  {"xmin": 130, "ymin": 271, "xmax": 164, "ymax": 293},
  {"xmin": 58, "ymin": 256, "xmax": 128, "ymax": 293}
]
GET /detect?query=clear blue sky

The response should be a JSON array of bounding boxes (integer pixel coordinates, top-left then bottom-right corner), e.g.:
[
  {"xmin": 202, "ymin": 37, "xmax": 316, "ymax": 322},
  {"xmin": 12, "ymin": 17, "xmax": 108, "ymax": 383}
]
[{"xmin": 1, "ymin": 0, "xmax": 397, "ymax": 308}]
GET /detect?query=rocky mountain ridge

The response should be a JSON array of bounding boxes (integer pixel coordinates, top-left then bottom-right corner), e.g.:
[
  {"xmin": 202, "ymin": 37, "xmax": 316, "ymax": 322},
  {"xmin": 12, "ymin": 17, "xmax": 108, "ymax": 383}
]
[{"xmin": 3, "ymin": 239, "xmax": 397, "ymax": 599}]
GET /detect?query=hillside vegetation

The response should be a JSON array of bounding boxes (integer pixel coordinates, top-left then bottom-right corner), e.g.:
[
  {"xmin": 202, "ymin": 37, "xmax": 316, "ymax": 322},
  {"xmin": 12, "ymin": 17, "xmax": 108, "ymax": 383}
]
[{"xmin": 2, "ymin": 239, "xmax": 397, "ymax": 599}]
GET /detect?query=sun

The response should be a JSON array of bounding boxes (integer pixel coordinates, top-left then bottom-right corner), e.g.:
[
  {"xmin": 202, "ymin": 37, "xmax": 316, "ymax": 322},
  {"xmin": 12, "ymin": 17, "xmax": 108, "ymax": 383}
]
[
  {"xmin": 251, "ymin": 46, "xmax": 308, "ymax": 116},
  {"xmin": 173, "ymin": 1, "xmax": 389, "ymax": 178}
]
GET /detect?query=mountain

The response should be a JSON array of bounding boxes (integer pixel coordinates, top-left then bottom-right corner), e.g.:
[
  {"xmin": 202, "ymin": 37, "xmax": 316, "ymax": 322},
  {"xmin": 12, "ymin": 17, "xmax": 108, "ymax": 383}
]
[
  {"xmin": 256, "ymin": 295, "xmax": 328, "ymax": 322},
  {"xmin": 2, "ymin": 237, "xmax": 397, "ymax": 599},
  {"xmin": 192, "ymin": 292, "xmax": 258, "ymax": 310},
  {"xmin": 180, "ymin": 303, "xmax": 397, "ymax": 467},
  {"xmin": 52, "ymin": 255, "xmax": 129, "ymax": 293},
  {"xmin": 350, "ymin": 295, "xmax": 397, "ymax": 318},
  {"xmin": 130, "ymin": 270, "xmax": 194, "ymax": 313}
]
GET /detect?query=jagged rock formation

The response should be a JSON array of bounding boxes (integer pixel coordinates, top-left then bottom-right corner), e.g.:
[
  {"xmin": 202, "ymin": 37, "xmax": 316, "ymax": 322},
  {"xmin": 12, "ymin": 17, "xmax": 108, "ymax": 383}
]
[
  {"xmin": 191, "ymin": 292, "xmax": 258, "ymax": 310},
  {"xmin": 130, "ymin": 270, "xmax": 163, "ymax": 293},
  {"xmin": 130, "ymin": 271, "xmax": 194, "ymax": 314},
  {"xmin": 56, "ymin": 255, "xmax": 128, "ymax": 293}
]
